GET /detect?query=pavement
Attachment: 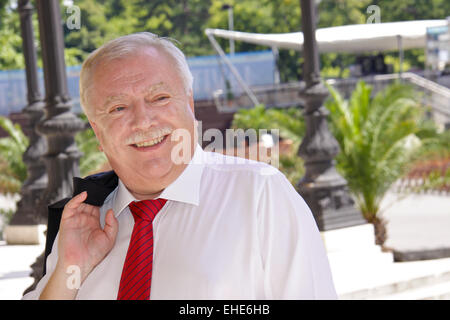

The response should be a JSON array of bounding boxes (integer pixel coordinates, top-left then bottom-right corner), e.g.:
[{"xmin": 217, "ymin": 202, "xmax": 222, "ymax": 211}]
[
  {"xmin": 0, "ymin": 241, "xmax": 44, "ymax": 300},
  {"xmin": 382, "ymin": 192, "xmax": 450, "ymax": 253},
  {"xmin": 0, "ymin": 191, "xmax": 449, "ymax": 300}
]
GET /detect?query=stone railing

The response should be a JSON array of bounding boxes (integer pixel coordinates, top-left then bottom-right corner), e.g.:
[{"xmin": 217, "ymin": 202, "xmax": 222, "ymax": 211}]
[{"xmin": 214, "ymin": 72, "xmax": 450, "ymax": 128}]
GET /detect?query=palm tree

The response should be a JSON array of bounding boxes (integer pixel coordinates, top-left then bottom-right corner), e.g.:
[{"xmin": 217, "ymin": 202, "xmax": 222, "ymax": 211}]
[
  {"xmin": 0, "ymin": 113, "xmax": 109, "ymax": 194},
  {"xmin": 232, "ymin": 105, "xmax": 305, "ymax": 137},
  {"xmin": 0, "ymin": 116, "xmax": 28, "ymax": 193},
  {"xmin": 325, "ymin": 81, "xmax": 435, "ymax": 247}
]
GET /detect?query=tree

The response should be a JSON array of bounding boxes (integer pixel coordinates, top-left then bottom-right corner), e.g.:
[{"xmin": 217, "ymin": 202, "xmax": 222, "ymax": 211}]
[
  {"xmin": 0, "ymin": 116, "xmax": 28, "ymax": 193},
  {"xmin": 318, "ymin": 0, "xmax": 450, "ymax": 74},
  {"xmin": 0, "ymin": 1, "xmax": 24, "ymax": 70},
  {"xmin": 2, "ymin": 0, "xmax": 449, "ymax": 74},
  {"xmin": 325, "ymin": 81, "xmax": 437, "ymax": 247},
  {"xmin": 64, "ymin": 0, "xmax": 214, "ymax": 60},
  {"xmin": 231, "ymin": 104, "xmax": 305, "ymax": 185}
]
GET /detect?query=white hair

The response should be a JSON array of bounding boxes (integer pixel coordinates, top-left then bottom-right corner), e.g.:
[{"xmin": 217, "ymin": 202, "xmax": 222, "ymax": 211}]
[{"xmin": 79, "ymin": 32, "xmax": 194, "ymax": 116}]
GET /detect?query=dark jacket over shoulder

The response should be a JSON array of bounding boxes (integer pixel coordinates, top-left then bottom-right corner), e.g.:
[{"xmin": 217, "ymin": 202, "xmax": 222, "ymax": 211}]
[{"xmin": 43, "ymin": 171, "xmax": 119, "ymax": 276}]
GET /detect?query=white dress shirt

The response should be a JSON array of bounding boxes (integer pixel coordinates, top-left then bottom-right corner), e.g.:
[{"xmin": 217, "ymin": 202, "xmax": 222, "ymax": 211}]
[{"xmin": 23, "ymin": 144, "xmax": 337, "ymax": 300}]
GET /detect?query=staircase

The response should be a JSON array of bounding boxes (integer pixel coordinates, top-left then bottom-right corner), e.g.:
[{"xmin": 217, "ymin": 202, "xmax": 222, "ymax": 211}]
[
  {"xmin": 213, "ymin": 72, "xmax": 450, "ymax": 129},
  {"xmin": 336, "ymin": 257, "xmax": 450, "ymax": 300},
  {"xmin": 326, "ymin": 73, "xmax": 450, "ymax": 129},
  {"xmin": 323, "ymin": 223, "xmax": 450, "ymax": 300}
]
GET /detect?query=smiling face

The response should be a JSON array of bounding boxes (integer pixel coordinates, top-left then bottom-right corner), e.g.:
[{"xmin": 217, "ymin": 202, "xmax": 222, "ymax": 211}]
[{"xmin": 86, "ymin": 47, "xmax": 196, "ymax": 200}]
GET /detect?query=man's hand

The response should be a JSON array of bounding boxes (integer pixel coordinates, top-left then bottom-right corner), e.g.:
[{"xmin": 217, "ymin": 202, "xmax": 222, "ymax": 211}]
[
  {"xmin": 58, "ymin": 191, "xmax": 118, "ymax": 281},
  {"xmin": 40, "ymin": 191, "xmax": 118, "ymax": 299}
]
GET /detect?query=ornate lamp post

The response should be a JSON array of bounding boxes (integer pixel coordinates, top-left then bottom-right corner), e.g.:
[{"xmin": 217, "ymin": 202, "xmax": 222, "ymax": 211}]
[
  {"xmin": 24, "ymin": 0, "xmax": 85, "ymax": 293},
  {"xmin": 5, "ymin": 0, "xmax": 48, "ymax": 244},
  {"xmin": 297, "ymin": 0, "xmax": 365, "ymax": 230},
  {"xmin": 35, "ymin": 0, "xmax": 84, "ymax": 210}
]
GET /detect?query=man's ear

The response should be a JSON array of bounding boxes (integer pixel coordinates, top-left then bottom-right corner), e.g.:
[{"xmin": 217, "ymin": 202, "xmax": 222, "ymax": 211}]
[
  {"xmin": 188, "ymin": 90, "xmax": 194, "ymax": 114},
  {"xmin": 89, "ymin": 120, "xmax": 103, "ymax": 152}
]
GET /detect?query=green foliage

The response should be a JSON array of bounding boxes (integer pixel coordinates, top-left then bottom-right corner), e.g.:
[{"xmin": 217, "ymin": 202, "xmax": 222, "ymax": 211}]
[
  {"xmin": 421, "ymin": 167, "xmax": 450, "ymax": 192},
  {"xmin": 64, "ymin": 0, "xmax": 215, "ymax": 61},
  {"xmin": 231, "ymin": 105, "xmax": 305, "ymax": 142},
  {"xmin": 412, "ymin": 129, "xmax": 450, "ymax": 161},
  {"xmin": 0, "ymin": 207, "xmax": 14, "ymax": 225},
  {"xmin": 318, "ymin": 0, "xmax": 450, "ymax": 73},
  {"xmin": 325, "ymin": 81, "xmax": 435, "ymax": 221},
  {"xmin": 266, "ymin": 107, "xmax": 305, "ymax": 144},
  {"xmin": 231, "ymin": 104, "xmax": 305, "ymax": 185},
  {"xmin": 279, "ymin": 153, "xmax": 305, "ymax": 186},
  {"xmin": 384, "ymin": 55, "xmax": 412, "ymax": 73},
  {"xmin": 0, "ymin": 116, "xmax": 28, "ymax": 193},
  {"xmin": 318, "ymin": 0, "xmax": 370, "ymax": 27},
  {"xmin": 231, "ymin": 105, "xmax": 272, "ymax": 133},
  {"xmin": 75, "ymin": 114, "xmax": 108, "ymax": 177},
  {"xmin": 0, "ymin": 1, "xmax": 24, "ymax": 70},
  {"xmin": 368, "ymin": 0, "xmax": 450, "ymax": 22},
  {"xmin": 0, "ymin": 113, "xmax": 108, "ymax": 192},
  {"xmin": 2, "ymin": 0, "xmax": 449, "ymax": 77},
  {"xmin": 407, "ymin": 129, "xmax": 450, "ymax": 193},
  {"xmin": 208, "ymin": 0, "xmax": 303, "ymax": 81}
]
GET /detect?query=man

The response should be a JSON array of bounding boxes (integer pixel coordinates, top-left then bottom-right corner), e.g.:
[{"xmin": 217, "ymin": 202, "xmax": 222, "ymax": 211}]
[{"xmin": 23, "ymin": 32, "xmax": 337, "ymax": 300}]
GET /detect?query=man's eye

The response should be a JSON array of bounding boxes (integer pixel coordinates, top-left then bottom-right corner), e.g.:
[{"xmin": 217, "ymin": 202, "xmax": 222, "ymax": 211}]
[
  {"xmin": 155, "ymin": 96, "xmax": 169, "ymax": 102},
  {"xmin": 110, "ymin": 105, "xmax": 126, "ymax": 113}
]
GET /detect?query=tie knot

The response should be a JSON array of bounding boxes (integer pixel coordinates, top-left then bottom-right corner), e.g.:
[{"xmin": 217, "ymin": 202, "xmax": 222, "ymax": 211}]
[{"xmin": 128, "ymin": 198, "xmax": 167, "ymax": 222}]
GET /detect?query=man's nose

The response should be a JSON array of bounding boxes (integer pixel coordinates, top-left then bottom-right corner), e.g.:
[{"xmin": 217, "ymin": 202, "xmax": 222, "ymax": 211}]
[{"xmin": 130, "ymin": 101, "xmax": 156, "ymax": 130}]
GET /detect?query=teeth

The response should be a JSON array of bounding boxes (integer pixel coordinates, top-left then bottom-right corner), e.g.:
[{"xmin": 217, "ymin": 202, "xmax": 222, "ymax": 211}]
[
  {"xmin": 126, "ymin": 128, "xmax": 172, "ymax": 146},
  {"xmin": 135, "ymin": 135, "xmax": 165, "ymax": 148}
]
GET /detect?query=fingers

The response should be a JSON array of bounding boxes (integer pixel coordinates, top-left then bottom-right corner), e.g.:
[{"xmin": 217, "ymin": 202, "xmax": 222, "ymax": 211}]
[
  {"xmin": 66, "ymin": 191, "xmax": 88, "ymax": 209},
  {"xmin": 103, "ymin": 209, "xmax": 118, "ymax": 243},
  {"xmin": 62, "ymin": 191, "xmax": 88, "ymax": 219},
  {"xmin": 62, "ymin": 193, "xmax": 117, "ymax": 244},
  {"xmin": 63, "ymin": 192, "xmax": 101, "ymax": 221},
  {"xmin": 76, "ymin": 202, "xmax": 100, "ymax": 218}
]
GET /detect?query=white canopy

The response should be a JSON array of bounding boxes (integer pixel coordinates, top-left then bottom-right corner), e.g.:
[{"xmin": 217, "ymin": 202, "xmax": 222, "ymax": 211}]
[{"xmin": 205, "ymin": 20, "xmax": 447, "ymax": 53}]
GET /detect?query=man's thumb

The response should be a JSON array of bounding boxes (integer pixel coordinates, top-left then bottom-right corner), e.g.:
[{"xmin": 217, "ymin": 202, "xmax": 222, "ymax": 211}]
[{"xmin": 104, "ymin": 209, "xmax": 118, "ymax": 242}]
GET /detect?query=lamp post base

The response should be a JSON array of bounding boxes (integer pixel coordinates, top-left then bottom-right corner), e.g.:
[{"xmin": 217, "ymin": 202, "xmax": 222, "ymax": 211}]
[
  {"xmin": 4, "ymin": 224, "xmax": 46, "ymax": 245},
  {"xmin": 298, "ymin": 182, "xmax": 366, "ymax": 231},
  {"xmin": 296, "ymin": 82, "xmax": 366, "ymax": 231}
]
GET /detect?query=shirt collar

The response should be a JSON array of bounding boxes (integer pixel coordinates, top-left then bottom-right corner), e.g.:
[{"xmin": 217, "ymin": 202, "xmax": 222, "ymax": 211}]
[{"xmin": 111, "ymin": 143, "xmax": 206, "ymax": 217}]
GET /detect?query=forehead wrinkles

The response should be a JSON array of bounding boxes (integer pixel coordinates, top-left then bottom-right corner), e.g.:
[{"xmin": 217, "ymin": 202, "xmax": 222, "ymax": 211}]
[
  {"xmin": 99, "ymin": 73, "xmax": 157, "ymax": 102},
  {"xmin": 142, "ymin": 82, "xmax": 165, "ymax": 95},
  {"xmin": 102, "ymin": 83, "xmax": 168, "ymax": 109},
  {"xmin": 110, "ymin": 71, "xmax": 146, "ymax": 88},
  {"xmin": 108, "ymin": 71, "xmax": 174, "ymax": 97},
  {"xmin": 92, "ymin": 53, "xmax": 184, "ymax": 106}
]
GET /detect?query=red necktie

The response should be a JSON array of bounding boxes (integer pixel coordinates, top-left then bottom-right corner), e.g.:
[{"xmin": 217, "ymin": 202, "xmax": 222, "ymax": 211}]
[{"xmin": 117, "ymin": 198, "xmax": 167, "ymax": 300}]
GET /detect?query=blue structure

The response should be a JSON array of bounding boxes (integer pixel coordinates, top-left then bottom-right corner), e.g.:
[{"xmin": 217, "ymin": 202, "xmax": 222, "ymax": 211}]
[
  {"xmin": 0, "ymin": 50, "xmax": 275, "ymax": 115},
  {"xmin": 426, "ymin": 24, "xmax": 449, "ymax": 71}
]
